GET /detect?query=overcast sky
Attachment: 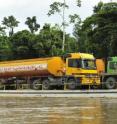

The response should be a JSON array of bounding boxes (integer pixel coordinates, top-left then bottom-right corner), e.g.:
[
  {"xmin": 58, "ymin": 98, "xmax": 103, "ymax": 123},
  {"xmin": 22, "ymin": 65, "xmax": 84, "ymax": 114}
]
[{"xmin": 0, "ymin": 0, "xmax": 116, "ymax": 34}]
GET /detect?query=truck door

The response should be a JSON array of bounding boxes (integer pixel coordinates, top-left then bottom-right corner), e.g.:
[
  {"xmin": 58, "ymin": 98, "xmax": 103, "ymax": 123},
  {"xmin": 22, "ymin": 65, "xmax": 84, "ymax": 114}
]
[{"xmin": 66, "ymin": 58, "xmax": 82, "ymax": 76}]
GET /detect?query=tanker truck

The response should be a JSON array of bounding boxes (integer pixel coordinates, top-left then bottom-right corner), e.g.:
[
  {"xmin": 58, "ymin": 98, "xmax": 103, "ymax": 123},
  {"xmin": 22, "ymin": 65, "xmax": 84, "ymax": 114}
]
[
  {"xmin": 0, "ymin": 53, "xmax": 100, "ymax": 90},
  {"xmin": 96, "ymin": 57, "xmax": 117, "ymax": 89}
]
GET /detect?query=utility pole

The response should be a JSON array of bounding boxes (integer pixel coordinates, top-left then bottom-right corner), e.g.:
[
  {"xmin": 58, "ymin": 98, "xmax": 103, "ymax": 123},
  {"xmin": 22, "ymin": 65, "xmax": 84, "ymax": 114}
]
[{"xmin": 62, "ymin": 0, "xmax": 66, "ymax": 52}]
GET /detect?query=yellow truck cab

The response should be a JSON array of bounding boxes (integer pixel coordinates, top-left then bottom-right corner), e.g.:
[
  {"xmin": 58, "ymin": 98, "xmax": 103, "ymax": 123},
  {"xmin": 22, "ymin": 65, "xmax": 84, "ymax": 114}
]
[{"xmin": 65, "ymin": 53, "xmax": 100, "ymax": 89}]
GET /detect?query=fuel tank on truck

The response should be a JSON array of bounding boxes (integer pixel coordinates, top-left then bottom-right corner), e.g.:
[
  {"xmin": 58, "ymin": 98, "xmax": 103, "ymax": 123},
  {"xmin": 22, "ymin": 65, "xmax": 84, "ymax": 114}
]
[{"xmin": 0, "ymin": 57, "xmax": 65, "ymax": 78}]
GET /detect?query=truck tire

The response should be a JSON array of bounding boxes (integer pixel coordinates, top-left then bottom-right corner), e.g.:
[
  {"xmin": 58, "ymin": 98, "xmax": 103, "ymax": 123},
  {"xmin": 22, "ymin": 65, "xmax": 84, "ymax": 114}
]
[
  {"xmin": 42, "ymin": 79, "xmax": 51, "ymax": 90},
  {"xmin": 105, "ymin": 77, "xmax": 117, "ymax": 89},
  {"xmin": 67, "ymin": 79, "xmax": 76, "ymax": 90},
  {"xmin": 31, "ymin": 79, "xmax": 42, "ymax": 90}
]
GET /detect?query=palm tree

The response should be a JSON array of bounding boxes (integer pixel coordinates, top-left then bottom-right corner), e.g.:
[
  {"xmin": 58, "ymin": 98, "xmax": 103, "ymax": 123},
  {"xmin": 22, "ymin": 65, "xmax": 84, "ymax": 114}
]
[
  {"xmin": 2, "ymin": 15, "xmax": 19, "ymax": 36},
  {"xmin": 25, "ymin": 16, "xmax": 40, "ymax": 34}
]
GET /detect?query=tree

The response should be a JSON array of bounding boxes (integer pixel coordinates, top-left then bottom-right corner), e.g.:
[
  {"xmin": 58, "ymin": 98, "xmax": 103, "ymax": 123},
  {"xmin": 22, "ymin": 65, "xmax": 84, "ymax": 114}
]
[
  {"xmin": 48, "ymin": 0, "xmax": 81, "ymax": 52},
  {"xmin": 93, "ymin": 1, "xmax": 103, "ymax": 13},
  {"xmin": 77, "ymin": 0, "xmax": 81, "ymax": 7},
  {"xmin": 38, "ymin": 23, "xmax": 63, "ymax": 56},
  {"xmin": 65, "ymin": 35, "xmax": 78, "ymax": 53},
  {"xmin": 48, "ymin": 1, "xmax": 69, "ymax": 52},
  {"xmin": 0, "ymin": 36, "xmax": 12, "ymax": 60},
  {"xmin": 2, "ymin": 15, "xmax": 19, "ymax": 36},
  {"xmin": 38, "ymin": 23, "xmax": 77, "ymax": 56},
  {"xmin": 69, "ymin": 14, "xmax": 81, "ymax": 39},
  {"xmin": 10, "ymin": 30, "xmax": 36, "ymax": 59},
  {"xmin": 25, "ymin": 16, "xmax": 40, "ymax": 34},
  {"xmin": 74, "ymin": 2, "xmax": 117, "ymax": 58},
  {"xmin": 0, "ymin": 25, "xmax": 6, "ymax": 36}
]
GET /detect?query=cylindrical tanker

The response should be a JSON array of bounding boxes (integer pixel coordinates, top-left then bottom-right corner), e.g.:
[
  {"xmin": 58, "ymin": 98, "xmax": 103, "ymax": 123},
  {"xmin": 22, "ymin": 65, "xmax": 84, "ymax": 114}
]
[
  {"xmin": 0, "ymin": 57, "xmax": 65, "ymax": 78},
  {"xmin": 0, "ymin": 53, "xmax": 101, "ymax": 90}
]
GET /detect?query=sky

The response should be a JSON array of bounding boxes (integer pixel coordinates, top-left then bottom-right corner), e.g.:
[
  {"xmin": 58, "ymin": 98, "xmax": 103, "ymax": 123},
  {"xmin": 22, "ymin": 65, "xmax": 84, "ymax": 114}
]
[{"xmin": 0, "ymin": 0, "xmax": 116, "ymax": 34}]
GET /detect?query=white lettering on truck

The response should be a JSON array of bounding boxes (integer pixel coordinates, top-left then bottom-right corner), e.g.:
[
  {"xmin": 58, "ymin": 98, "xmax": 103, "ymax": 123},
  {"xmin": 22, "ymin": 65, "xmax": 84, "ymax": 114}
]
[{"xmin": 0, "ymin": 64, "xmax": 47, "ymax": 73}]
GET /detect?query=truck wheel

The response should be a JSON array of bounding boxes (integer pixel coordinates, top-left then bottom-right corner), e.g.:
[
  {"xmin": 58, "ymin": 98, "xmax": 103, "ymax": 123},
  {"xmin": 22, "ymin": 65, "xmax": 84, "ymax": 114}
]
[
  {"xmin": 67, "ymin": 79, "xmax": 76, "ymax": 90},
  {"xmin": 42, "ymin": 79, "xmax": 51, "ymax": 90},
  {"xmin": 32, "ymin": 79, "xmax": 42, "ymax": 90},
  {"xmin": 105, "ymin": 77, "xmax": 117, "ymax": 89}
]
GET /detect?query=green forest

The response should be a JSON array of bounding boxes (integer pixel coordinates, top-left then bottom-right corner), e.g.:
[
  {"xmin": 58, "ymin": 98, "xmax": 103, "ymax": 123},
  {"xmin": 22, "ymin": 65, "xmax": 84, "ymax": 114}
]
[{"xmin": 0, "ymin": 1, "xmax": 117, "ymax": 61}]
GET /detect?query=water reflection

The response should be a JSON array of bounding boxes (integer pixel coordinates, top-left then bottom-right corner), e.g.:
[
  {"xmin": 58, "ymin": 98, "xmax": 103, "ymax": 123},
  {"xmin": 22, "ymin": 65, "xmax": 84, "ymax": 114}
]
[
  {"xmin": 0, "ymin": 97, "xmax": 116, "ymax": 124},
  {"xmin": 79, "ymin": 99, "xmax": 103, "ymax": 124},
  {"xmin": 48, "ymin": 99, "xmax": 104, "ymax": 124}
]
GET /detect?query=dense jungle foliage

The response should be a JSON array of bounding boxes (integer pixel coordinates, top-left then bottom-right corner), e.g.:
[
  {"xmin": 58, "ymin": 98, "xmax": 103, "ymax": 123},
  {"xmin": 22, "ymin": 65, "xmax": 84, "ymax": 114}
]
[
  {"xmin": 75, "ymin": 2, "xmax": 117, "ymax": 58},
  {"xmin": 0, "ymin": 2, "xmax": 116, "ymax": 61}
]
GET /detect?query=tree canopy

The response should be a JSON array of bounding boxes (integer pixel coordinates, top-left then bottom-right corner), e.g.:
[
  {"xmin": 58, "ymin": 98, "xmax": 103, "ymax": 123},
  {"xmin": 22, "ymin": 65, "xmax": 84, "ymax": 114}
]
[
  {"xmin": 0, "ymin": 23, "xmax": 77, "ymax": 61},
  {"xmin": 2, "ymin": 15, "xmax": 19, "ymax": 36},
  {"xmin": 75, "ymin": 2, "xmax": 117, "ymax": 58},
  {"xmin": 25, "ymin": 16, "xmax": 40, "ymax": 34}
]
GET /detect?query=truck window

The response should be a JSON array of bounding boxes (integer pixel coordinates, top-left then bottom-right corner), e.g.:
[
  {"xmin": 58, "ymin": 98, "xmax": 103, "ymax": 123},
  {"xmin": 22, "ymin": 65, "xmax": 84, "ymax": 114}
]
[
  {"xmin": 83, "ymin": 59, "xmax": 96, "ymax": 70},
  {"xmin": 109, "ymin": 62, "xmax": 117, "ymax": 69},
  {"xmin": 68, "ymin": 59, "xmax": 81, "ymax": 68}
]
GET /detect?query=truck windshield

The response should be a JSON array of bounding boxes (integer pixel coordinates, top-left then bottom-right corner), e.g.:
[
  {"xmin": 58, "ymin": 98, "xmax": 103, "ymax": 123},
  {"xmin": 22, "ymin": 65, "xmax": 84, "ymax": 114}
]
[
  {"xmin": 68, "ymin": 59, "xmax": 82, "ymax": 68},
  {"xmin": 83, "ymin": 59, "xmax": 96, "ymax": 70}
]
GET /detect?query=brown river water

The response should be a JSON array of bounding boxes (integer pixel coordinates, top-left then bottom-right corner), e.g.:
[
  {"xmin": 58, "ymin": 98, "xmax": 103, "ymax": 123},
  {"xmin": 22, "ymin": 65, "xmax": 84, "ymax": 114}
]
[{"xmin": 0, "ymin": 96, "xmax": 117, "ymax": 124}]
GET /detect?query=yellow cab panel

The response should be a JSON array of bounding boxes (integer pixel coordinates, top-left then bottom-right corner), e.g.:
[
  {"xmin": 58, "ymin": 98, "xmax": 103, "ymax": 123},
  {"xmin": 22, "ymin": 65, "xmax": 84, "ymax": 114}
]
[{"xmin": 65, "ymin": 53, "xmax": 100, "ymax": 85}]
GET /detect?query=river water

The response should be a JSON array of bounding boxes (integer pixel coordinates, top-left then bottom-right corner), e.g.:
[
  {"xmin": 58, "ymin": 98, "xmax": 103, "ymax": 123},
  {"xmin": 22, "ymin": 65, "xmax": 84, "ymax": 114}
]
[{"xmin": 0, "ymin": 96, "xmax": 117, "ymax": 124}]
